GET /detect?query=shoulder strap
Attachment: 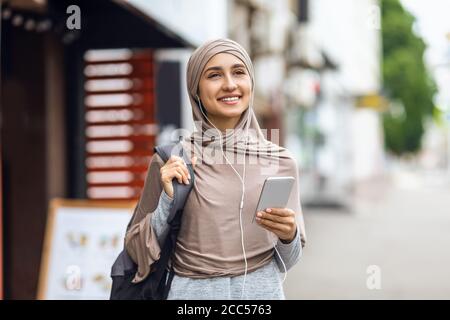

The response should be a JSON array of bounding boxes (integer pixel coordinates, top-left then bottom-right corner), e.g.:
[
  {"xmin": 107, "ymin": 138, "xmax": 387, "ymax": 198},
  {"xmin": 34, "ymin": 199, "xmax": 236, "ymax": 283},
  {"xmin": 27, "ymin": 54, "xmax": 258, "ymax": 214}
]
[
  {"xmin": 153, "ymin": 143, "xmax": 177, "ymax": 162},
  {"xmin": 154, "ymin": 142, "xmax": 195, "ymax": 223}
]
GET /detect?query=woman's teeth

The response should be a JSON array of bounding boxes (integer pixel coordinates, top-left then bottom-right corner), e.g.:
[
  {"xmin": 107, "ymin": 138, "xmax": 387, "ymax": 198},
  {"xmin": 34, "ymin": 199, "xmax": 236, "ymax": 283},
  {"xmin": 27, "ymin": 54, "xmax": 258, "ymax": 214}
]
[{"xmin": 220, "ymin": 97, "xmax": 240, "ymax": 102}]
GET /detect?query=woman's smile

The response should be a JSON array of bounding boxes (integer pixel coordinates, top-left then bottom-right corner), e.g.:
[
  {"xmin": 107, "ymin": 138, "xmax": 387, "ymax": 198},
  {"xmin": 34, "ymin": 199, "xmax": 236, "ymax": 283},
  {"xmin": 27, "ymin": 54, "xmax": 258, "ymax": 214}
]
[{"xmin": 218, "ymin": 95, "xmax": 242, "ymax": 105}]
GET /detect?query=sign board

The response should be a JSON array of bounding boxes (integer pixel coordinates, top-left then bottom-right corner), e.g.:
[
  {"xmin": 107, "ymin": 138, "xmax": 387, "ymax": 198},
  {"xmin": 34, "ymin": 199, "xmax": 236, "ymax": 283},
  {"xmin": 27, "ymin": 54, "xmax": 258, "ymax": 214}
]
[
  {"xmin": 37, "ymin": 199, "xmax": 135, "ymax": 300},
  {"xmin": 355, "ymin": 93, "xmax": 389, "ymax": 111}
]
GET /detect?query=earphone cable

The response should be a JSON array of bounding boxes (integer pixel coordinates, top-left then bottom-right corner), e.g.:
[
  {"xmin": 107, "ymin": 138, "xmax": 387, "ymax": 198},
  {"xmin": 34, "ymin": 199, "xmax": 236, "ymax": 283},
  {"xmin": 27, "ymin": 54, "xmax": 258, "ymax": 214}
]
[{"xmin": 195, "ymin": 95, "xmax": 287, "ymax": 299}]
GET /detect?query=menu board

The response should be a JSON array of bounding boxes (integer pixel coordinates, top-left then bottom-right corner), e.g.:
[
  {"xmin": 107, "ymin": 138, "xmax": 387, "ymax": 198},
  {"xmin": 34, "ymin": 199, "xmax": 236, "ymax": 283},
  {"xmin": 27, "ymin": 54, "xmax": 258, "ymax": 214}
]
[{"xmin": 37, "ymin": 199, "xmax": 135, "ymax": 300}]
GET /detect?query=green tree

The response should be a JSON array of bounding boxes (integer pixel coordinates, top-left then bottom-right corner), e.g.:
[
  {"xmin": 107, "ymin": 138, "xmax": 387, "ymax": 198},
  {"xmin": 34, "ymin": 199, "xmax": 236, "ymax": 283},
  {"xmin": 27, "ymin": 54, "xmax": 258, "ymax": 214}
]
[{"xmin": 381, "ymin": 0, "xmax": 437, "ymax": 155}]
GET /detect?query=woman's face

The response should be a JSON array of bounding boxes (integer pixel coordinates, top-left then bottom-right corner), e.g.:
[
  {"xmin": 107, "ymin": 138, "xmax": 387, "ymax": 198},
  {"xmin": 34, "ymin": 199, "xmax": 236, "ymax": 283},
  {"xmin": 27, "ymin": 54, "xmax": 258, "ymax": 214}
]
[{"xmin": 198, "ymin": 53, "xmax": 252, "ymax": 131}]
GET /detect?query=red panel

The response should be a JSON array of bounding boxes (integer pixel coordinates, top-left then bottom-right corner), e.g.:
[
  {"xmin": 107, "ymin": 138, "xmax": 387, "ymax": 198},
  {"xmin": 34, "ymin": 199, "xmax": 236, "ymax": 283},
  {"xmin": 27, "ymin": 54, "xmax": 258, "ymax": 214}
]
[{"xmin": 83, "ymin": 49, "xmax": 157, "ymax": 200}]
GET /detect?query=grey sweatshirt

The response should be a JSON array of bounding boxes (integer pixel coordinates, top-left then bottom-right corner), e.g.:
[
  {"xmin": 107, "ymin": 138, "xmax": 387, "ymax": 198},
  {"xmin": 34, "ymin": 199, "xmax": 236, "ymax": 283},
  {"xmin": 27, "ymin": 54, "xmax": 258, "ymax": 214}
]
[{"xmin": 151, "ymin": 190, "xmax": 302, "ymax": 300}]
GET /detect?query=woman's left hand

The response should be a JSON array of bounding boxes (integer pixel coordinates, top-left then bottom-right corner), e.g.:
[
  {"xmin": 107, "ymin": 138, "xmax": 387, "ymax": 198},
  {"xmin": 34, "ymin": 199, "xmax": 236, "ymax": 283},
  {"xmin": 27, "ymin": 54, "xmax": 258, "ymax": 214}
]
[{"xmin": 255, "ymin": 208, "xmax": 297, "ymax": 243}]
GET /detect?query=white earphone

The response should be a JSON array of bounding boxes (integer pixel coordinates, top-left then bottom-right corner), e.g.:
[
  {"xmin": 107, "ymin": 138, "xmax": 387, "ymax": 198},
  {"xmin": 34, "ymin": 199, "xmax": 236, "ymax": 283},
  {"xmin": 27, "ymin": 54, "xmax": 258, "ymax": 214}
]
[{"xmin": 195, "ymin": 94, "xmax": 287, "ymax": 299}]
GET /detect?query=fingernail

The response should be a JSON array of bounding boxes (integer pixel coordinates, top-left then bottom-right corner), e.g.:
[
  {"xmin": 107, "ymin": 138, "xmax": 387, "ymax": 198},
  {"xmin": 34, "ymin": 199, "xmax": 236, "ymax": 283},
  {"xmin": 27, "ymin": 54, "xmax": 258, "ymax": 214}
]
[
  {"xmin": 266, "ymin": 208, "xmax": 272, "ymax": 213},
  {"xmin": 257, "ymin": 212, "xmax": 262, "ymax": 217},
  {"xmin": 188, "ymin": 174, "xmax": 191, "ymax": 179},
  {"xmin": 256, "ymin": 217, "xmax": 261, "ymax": 222}
]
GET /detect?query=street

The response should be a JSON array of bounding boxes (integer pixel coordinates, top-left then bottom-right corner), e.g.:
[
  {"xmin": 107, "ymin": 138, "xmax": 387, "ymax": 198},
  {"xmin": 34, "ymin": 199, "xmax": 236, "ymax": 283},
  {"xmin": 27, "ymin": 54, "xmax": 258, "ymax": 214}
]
[{"xmin": 284, "ymin": 170, "xmax": 450, "ymax": 299}]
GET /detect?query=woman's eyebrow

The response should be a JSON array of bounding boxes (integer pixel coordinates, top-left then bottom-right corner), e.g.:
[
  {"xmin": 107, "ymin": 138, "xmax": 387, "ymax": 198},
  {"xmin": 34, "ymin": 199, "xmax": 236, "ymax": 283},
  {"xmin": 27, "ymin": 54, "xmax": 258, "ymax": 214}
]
[{"xmin": 203, "ymin": 64, "xmax": 246, "ymax": 74}]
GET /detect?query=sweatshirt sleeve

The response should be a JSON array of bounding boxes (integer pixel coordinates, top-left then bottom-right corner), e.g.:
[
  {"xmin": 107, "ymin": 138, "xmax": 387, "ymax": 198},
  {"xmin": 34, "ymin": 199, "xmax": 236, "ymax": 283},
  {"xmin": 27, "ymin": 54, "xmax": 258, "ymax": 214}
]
[
  {"xmin": 274, "ymin": 226, "xmax": 302, "ymax": 272},
  {"xmin": 124, "ymin": 153, "xmax": 169, "ymax": 283},
  {"xmin": 285, "ymin": 156, "xmax": 307, "ymax": 249},
  {"xmin": 151, "ymin": 189, "xmax": 174, "ymax": 247}
]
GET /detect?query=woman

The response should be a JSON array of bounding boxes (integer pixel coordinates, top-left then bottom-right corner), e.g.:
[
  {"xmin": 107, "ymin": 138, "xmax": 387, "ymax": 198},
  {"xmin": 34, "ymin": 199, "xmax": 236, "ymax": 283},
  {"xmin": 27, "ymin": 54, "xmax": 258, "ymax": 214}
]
[{"xmin": 125, "ymin": 39, "xmax": 306, "ymax": 300}]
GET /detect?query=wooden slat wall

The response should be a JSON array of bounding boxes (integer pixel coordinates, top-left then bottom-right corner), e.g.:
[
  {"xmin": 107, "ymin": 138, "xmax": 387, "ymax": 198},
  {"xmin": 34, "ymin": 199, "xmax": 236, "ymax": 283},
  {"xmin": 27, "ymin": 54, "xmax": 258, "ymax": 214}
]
[{"xmin": 83, "ymin": 49, "xmax": 157, "ymax": 200}]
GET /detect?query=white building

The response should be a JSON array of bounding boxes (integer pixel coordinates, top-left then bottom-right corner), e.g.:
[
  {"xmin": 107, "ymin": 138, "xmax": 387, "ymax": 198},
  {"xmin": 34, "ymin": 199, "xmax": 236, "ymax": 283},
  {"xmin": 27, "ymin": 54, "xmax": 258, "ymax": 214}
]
[
  {"xmin": 130, "ymin": 0, "xmax": 300, "ymax": 147},
  {"xmin": 286, "ymin": 0, "xmax": 385, "ymax": 205},
  {"xmin": 126, "ymin": 0, "xmax": 387, "ymax": 199},
  {"xmin": 128, "ymin": 0, "xmax": 228, "ymax": 47},
  {"xmin": 127, "ymin": 0, "xmax": 229, "ymax": 141}
]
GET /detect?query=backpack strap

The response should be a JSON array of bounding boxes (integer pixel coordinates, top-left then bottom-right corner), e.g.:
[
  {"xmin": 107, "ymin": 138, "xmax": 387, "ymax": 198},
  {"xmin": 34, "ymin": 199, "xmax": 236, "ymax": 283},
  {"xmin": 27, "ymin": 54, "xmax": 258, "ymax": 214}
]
[
  {"xmin": 154, "ymin": 142, "xmax": 195, "ymax": 224},
  {"xmin": 153, "ymin": 143, "xmax": 177, "ymax": 162}
]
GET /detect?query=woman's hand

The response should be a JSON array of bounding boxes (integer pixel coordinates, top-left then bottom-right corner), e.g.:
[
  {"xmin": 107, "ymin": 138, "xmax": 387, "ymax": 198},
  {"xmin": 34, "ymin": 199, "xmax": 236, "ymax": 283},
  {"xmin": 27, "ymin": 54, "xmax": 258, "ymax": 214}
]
[
  {"xmin": 255, "ymin": 208, "xmax": 297, "ymax": 243},
  {"xmin": 160, "ymin": 155, "xmax": 197, "ymax": 199}
]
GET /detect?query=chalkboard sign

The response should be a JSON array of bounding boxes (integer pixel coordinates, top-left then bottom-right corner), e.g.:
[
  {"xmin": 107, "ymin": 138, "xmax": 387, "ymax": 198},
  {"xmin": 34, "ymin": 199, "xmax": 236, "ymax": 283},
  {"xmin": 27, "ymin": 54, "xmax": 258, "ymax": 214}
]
[{"xmin": 37, "ymin": 198, "xmax": 135, "ymax": 300}]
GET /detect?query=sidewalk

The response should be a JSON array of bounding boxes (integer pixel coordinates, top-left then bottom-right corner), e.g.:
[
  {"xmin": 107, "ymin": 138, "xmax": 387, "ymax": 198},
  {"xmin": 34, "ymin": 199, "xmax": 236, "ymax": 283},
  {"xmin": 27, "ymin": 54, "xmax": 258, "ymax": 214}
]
[{"xmin": 284, "ymin": 171, "xmax": 450, "ymax": 299}]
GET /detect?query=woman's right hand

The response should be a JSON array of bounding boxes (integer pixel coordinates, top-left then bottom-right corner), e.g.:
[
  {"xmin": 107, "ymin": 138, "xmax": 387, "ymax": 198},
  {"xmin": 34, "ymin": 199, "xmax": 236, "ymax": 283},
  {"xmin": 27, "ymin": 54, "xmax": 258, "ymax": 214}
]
[{"xmin": 160, "ymin": 155, "xmax": 197, "ymax": 199}]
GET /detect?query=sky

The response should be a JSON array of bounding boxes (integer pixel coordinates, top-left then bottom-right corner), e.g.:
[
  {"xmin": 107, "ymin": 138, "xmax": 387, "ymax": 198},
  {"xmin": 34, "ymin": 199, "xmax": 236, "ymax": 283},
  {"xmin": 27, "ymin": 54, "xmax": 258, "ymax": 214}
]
[{"xmin": 400, "ymin": 0, "xmax": 450, "ymax": 111}]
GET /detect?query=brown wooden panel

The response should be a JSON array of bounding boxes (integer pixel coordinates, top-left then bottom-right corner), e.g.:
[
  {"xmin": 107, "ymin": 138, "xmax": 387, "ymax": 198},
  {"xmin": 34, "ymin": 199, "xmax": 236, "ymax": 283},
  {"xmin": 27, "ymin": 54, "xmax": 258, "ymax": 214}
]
[
  {"xmin": 84, "ymin": 89, "xmax": 153, "ymax": 95},
  {"xmin": 85, "ymin": 73, "xmax": 153, "ymax": 80},
  {"xmin": 85, "ymin": 89, "xmax": 154, "ymax": 97},
  {"xmin": 86, "ymin": 150, "xmax": 154, "ymax": 157},
  {"xmin": 85, "ymin": 56, "xmax": 155, "ymax": 65},
  {"xmin": 86, "ymin": 166, "xmax": 149, "ymax": 173},
  {"xmin": 85, "ymin": 120, "xmax": 156, "ymax": 126},
  {"xmin": 85, "ymin": 62, "xmax": 153, "ymax": 78},
  {"xmin": 83, "ymin": 49, "xmax": 157, "ymax": 200},
  {"xmin": 86, "ymin": 105, "xmax": 156, "ymax": 111},
  {"xmin": 86, "ymin": 135, "xmax": 156, "ymax": 142},
  {"xmin": 87, "ymin": 181, "xmax": 145, "ymax": 188},
  {"xmin": 86, "ymin": 196, "xmax": 141, "ymax": 201}
]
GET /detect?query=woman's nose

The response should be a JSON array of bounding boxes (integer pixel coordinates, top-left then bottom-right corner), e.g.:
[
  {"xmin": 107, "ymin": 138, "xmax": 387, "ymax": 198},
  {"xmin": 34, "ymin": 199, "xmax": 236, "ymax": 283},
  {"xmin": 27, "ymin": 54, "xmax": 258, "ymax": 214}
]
[{"xmin": 222, "ymin": 74, "xmax": 237, "ymax": 91}]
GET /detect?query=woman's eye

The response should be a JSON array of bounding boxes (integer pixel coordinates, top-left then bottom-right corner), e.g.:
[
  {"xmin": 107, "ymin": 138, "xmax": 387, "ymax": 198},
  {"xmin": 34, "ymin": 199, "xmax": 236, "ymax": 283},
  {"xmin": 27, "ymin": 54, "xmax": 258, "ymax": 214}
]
[{"xmin": 208, "ymin": 70, "xmax": 245, "ymax": 79}]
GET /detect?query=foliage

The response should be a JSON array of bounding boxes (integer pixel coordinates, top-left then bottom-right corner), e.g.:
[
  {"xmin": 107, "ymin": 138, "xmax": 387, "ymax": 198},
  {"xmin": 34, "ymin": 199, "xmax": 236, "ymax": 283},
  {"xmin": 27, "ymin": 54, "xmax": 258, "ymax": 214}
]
[{"xmin": 381, "ymin": 0, "xmax": 437, "ymax": 155}]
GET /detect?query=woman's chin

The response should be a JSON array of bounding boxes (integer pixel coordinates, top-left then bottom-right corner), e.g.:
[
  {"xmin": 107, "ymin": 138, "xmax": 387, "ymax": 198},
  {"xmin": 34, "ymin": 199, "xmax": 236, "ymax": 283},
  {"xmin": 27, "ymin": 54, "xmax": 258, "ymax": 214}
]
[
  {"xmin": 217, "ymin": 103, "xmax": 246, "ymax": 114},
  {"xmin": 220, "ymin": 109, "xmax": 245, "ymax": 119}
]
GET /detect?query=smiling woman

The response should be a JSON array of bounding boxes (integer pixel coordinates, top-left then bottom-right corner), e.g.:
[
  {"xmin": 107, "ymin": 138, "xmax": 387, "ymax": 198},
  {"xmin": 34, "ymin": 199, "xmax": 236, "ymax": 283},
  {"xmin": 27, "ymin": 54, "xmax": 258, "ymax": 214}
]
[{"xmin": 121, "ymin": 38, "xmax": 307, "ymax": 300}]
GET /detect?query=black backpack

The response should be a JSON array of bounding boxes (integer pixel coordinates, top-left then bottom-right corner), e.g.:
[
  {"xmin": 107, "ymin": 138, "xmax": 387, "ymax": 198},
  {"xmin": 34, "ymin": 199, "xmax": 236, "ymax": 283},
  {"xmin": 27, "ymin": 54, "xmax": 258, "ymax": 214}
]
[{"xmin": 109, "ymin": 142, "xmax": 194, "ymax": 300}]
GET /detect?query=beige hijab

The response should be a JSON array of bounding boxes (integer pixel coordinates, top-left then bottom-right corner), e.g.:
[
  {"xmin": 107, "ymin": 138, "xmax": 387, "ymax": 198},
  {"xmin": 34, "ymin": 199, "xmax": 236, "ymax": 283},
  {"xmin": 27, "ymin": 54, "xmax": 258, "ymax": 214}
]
[{"xmin": 125, "ymin": 39, "xmax": 306, "ymax": 282}]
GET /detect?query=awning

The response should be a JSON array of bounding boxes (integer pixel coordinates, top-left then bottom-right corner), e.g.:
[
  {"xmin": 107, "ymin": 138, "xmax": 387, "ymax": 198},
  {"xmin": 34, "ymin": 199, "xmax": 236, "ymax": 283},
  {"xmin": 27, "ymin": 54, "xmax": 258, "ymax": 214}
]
[
  {"xmin": 48, "ymin": 0, "xmax": 196, "ymax": 49},
  {"xmin": 111, "ymin": 0, "xmax": 195, "ymax": 49}
]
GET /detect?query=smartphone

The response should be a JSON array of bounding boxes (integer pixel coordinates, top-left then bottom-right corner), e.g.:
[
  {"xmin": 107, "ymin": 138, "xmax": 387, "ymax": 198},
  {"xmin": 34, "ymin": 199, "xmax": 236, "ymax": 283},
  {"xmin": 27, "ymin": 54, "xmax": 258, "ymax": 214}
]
[{"xmin": 253, "ymin": 176, "xmax": 295, "ymax": 223}]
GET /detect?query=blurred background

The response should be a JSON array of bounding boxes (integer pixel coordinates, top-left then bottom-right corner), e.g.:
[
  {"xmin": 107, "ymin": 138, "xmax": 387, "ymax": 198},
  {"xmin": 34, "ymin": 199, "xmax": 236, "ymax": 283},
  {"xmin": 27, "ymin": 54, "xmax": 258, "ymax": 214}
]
[{"xmin": 1, "ymin": 0, "xmax": 450, "ymax": 299}]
